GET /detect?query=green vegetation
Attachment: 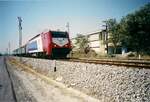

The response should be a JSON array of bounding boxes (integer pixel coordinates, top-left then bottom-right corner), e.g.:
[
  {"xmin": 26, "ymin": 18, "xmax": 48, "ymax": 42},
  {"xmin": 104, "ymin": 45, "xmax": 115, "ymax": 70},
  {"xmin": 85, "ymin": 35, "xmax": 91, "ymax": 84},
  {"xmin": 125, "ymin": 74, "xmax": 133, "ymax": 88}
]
[
  {"xmin": 103, "ymin": 19, "xmax": 121, "ymax": 54},
  {"xmin": 120, "ymin": 3, "xmax": 150, "ymax": 55},
  {"xmin": 107, "ymin": 3, "xmax": 150, "ymax": 56},
  {"xmin": 71, "ymin": 34, "xmax": 96, "ymax": 58},
  {"xmin": 75, "ymin": 34, "xmax": 90, "ymax": 54}
]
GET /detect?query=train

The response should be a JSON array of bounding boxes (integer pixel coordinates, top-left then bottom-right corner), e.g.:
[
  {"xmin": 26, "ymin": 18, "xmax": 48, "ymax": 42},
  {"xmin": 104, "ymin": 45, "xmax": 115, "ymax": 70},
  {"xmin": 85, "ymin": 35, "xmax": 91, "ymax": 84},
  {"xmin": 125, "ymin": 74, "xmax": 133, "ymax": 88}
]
[{"xmin": 13, "ymin": 30, "xmax": 72, "ymax": 58}]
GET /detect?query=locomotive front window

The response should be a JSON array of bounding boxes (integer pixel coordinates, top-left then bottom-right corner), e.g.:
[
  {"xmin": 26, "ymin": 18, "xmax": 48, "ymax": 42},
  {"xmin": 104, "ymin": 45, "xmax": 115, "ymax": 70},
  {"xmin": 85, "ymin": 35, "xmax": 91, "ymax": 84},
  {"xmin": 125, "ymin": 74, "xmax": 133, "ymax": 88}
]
[{"xmin": 51, "ymin": 32, "xmax": 68, "ymax": 38}]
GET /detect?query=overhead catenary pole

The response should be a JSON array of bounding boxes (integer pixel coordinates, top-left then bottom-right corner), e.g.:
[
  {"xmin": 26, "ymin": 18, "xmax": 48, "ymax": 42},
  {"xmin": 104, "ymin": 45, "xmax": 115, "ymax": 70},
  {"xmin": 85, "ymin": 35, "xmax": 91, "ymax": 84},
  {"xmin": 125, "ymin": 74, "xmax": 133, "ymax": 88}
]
[
  {"xmin": 18, "ymin": 17, "xmax": 22, "ymax": 61},
  {"xmin": 66, "ymin": 22, "xmax": 70, "ymax": 34},
  {"xmin": 6, "ymin": 48, "xmax": 8, "ymax": 55},
  {"xmin": 8, "ymin": 42, "xmax": 10, "ymax": 55}
]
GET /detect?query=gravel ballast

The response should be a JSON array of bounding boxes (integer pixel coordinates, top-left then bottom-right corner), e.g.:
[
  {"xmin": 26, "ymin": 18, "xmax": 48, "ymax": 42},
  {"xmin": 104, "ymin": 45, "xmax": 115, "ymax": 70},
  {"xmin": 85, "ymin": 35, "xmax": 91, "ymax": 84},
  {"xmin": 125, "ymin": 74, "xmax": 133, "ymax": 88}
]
[{"xmin": 13, "ymin": 57, "xmax": 150, "ymax": 102}]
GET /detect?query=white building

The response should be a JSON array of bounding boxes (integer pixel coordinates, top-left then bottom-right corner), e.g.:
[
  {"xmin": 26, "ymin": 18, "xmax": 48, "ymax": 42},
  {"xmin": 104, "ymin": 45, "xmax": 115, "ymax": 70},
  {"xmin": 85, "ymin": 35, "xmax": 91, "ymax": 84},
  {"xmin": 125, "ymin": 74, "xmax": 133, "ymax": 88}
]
[{"xmin": 71, "ymin": 30, "xmax": 109, "ymax": 55}]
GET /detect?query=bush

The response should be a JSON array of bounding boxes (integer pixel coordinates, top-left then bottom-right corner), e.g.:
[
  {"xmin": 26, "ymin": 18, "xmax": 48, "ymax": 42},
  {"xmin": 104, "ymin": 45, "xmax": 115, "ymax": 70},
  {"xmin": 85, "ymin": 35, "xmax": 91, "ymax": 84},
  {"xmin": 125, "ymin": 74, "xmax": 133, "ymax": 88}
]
[
  {"xmin": 70, "ymin": 49, "xmax": 97, "ymax": 58},
  {"xmin": 107, "ymin": 54, "xmax": 116, "ymax": 58},
  {"xmin": 127, "ymin": 52, "xmax": 136, "ymax": 57},
  {"xmin": 87, "ymin": 50, "xmax": 97, "ymax": 58}
]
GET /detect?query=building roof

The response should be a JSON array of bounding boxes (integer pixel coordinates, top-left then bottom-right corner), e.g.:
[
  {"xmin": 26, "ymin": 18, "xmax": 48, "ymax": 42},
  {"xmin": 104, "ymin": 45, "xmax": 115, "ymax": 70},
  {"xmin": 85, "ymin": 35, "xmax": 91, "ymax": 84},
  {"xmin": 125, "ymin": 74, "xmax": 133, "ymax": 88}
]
[{"xmin": 71, "ymin": 30, "xmax": 105, "ymax": 39}]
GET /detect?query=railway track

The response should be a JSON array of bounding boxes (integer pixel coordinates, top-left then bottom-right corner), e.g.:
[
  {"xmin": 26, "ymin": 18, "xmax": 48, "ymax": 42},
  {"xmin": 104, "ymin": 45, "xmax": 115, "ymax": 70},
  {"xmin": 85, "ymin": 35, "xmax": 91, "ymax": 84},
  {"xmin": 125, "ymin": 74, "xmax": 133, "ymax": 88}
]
[
  {"xmin": 11, "ymin": 56, "xmax": 150, "ymax": 68},
  {"xmin": 60, "ymin": 58, "xmax": 150, "ymax": 68}
]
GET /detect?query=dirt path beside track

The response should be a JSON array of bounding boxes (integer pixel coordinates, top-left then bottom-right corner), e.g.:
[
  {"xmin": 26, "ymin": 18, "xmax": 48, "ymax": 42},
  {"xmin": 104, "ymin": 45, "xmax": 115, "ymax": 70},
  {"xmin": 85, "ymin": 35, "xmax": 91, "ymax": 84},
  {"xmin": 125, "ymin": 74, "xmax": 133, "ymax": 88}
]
[
  {"xmin": 8, "ymin": 58, "xmax": 100, "ymax": 102},
  {"xmin": 0, "ymin": 56, "xmax": 17, "ymax": 102}
]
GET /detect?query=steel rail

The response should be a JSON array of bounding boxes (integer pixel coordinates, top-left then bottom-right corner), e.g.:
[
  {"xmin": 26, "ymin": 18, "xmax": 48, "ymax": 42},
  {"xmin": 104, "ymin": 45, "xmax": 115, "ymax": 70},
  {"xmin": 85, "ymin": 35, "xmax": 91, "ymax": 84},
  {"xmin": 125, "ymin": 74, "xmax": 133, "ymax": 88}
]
[{"xmin": 60, "ymin": 58, "xmax": 150, "ymax": 68}]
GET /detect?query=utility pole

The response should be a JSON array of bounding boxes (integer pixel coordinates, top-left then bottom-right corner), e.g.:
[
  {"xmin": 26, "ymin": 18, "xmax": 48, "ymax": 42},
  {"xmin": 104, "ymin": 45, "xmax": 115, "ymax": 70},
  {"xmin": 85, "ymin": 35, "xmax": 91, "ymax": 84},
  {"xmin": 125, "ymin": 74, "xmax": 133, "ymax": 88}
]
[
  {"xmin": 105, "ymin": 23, "xmax": 108, "ymax": 54},
  {"xmin": 18, "ymin": 17, "xmax": 22, "ymax": 61},
  {"xmin": 102, "ymin": 21, "xmax": 109, "ymax": 54},
  {"xmin": 6, "ymin": 48, "xmax": 8, "ymax": 55},
  {"xmin": 8, "ymin": 42, "xmax": 10, "ymax": 55},
  {"xmin": 66, "ymin": 22, "xmax": 70, "ymax": 34}
]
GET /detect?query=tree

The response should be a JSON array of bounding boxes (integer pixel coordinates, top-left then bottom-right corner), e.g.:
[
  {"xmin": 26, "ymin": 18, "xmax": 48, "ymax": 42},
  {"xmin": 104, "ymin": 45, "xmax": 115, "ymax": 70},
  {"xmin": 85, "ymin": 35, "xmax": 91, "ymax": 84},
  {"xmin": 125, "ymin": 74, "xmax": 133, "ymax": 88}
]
[
  {"xmin": 104, "ymin": 19, "xmax": 121, "ymax": 54},
  {"xmin": 75, "ymin": 34, "xmax": 90, "ymax": 54},
  {"xmin": 119, "ymin": 3, "xmax": 150, "ymax": 55}
]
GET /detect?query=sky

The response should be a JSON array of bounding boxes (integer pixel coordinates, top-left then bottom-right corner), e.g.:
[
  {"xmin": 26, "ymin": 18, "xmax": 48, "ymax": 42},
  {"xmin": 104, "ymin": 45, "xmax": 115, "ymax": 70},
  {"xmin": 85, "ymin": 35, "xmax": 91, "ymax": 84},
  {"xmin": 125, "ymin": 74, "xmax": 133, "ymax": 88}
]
[{"xmin": 0, "ymin": 0, "xmax": 149, "ymax": 53}]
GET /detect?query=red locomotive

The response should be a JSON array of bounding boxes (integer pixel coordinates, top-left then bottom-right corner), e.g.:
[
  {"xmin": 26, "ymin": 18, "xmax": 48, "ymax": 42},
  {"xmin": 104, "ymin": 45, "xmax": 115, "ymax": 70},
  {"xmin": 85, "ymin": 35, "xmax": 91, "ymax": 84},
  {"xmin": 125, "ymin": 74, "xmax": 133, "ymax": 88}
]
[{"xmin": 13, "ymin": 30, "xmax": 72, "ymax": 58}]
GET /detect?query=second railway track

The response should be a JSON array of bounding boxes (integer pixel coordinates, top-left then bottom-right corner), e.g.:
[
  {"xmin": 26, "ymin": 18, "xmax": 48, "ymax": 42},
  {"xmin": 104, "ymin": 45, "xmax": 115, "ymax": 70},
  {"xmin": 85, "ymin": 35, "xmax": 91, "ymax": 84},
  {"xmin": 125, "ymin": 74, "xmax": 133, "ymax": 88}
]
[{"xmin": 59, "ymin": 58, "xmax": 150, "ymax": 68}]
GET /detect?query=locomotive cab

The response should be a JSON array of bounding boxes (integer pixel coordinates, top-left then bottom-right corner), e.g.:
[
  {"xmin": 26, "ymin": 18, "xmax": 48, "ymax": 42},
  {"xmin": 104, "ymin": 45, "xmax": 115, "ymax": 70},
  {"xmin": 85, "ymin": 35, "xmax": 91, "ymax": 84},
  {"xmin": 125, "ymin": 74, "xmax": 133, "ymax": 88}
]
[
  {"xmin": 41, "ymin": 31, "xmax": 71, "ymax": 58},
  {"xmin": 50, "ymin": 31, "xmax": 71, "ymax": 58}
]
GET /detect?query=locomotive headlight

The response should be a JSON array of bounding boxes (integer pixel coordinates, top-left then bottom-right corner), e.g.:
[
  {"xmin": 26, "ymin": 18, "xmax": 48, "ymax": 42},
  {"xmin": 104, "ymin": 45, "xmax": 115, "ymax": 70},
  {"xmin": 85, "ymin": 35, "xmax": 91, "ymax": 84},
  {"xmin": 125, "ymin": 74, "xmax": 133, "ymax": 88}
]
[
  {"xmin": 65, "ymin": 44, "xmax": 68, "ymax": 47},
  {"xmin": 54, "ymin": 45, "xmax": 57, "ymax": 47}
]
